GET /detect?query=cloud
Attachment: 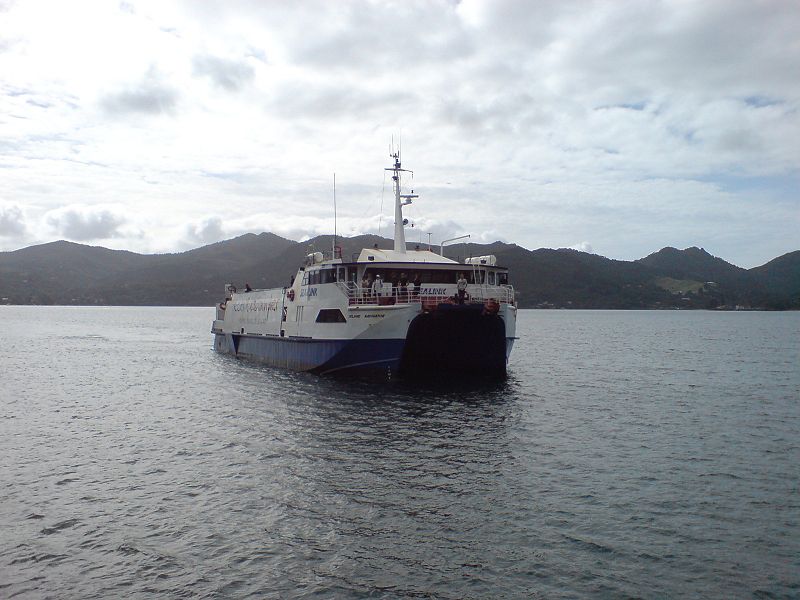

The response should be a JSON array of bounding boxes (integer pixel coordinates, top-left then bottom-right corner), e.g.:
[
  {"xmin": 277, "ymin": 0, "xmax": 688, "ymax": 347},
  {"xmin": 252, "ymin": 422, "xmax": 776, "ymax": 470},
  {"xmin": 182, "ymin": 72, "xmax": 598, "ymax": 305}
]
[
  {"xmin": 46, "ymin": 206, "xmax": 127, "ymax": 241},
  {"xmin": 567, "ymin": 241, "xmax": 593, "ymax": 253},
  {"xmin": 217, "ymin": 213, "xmax": 386, "ymax": 245},
  {"xmin": 0, "ymin": 204, "xmax": 26, "ymax": 237},
  {"xmin": 0, "ymin": 0, "xmax": 797, "ymax": 267},
  {"xmin": 186, "ymin": 216, "xmax": 225, "ymax": 244},
  {"xmin": 100, "ymin": 67, "xmax": 179, "ymax": 116},
  {"xmin": 289, "ymin": 2, "xmax": 473, "ymax": 73},
  {"xmin": 192, "ymin": 54, "xmax": 255, "ymax": 92},
  {"xmin": 269, "ymin": 79, "xmax": 416, "ymax": 121}
]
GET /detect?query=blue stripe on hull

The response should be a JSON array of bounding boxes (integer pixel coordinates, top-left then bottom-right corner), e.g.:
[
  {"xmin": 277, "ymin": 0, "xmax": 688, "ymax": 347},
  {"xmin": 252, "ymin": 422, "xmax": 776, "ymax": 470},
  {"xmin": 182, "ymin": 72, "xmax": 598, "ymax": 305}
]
[{"xmin": 213, "ymin": 334, "xmax": 404, "ymax": 376}]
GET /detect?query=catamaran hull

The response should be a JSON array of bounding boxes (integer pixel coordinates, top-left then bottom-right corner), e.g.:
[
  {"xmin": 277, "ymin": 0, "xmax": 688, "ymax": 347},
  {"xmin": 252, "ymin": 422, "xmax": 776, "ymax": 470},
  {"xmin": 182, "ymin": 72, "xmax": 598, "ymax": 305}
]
[
  {"xmin": 213, "ymin": 306, "xmax": 512, "ymax": 378},
  {"xmin": 213, "ymin": 333, "xmax": 406, "ymax": 376}
]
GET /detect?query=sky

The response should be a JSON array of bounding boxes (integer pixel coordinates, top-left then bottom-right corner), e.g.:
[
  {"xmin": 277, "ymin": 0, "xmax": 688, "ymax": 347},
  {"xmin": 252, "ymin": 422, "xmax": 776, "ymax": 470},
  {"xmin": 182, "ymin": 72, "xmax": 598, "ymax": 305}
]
[{"xmin": 0, "ymin": 0, "xmax": 798, "ymax": 268}]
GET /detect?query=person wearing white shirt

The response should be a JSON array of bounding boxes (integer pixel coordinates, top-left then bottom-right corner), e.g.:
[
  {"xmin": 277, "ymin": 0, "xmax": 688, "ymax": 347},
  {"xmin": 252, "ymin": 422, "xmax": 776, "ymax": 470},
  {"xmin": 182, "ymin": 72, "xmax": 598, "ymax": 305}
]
[
  {"xmin": 456, "ymin": 273, "xmax": 468, "ymax": 304},
  {"xmin": 372, "ymin": 274, "xmax": 384, "ymax": 299}
]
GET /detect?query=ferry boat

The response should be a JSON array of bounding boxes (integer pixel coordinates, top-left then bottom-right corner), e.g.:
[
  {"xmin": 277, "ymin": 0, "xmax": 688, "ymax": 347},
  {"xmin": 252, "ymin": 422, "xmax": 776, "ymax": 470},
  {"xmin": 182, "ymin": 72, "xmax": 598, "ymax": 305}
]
[{"xmin": 211, "ymin": 151, "xmax": 517, "ymax": 378}]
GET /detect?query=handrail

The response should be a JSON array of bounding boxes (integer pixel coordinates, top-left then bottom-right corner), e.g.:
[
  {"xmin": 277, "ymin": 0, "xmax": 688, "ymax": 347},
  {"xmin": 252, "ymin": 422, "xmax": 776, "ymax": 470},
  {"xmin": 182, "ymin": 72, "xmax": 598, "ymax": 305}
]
[{"xmin": 335, "ymin": 281, "xmax": 514, "ymax": 306}]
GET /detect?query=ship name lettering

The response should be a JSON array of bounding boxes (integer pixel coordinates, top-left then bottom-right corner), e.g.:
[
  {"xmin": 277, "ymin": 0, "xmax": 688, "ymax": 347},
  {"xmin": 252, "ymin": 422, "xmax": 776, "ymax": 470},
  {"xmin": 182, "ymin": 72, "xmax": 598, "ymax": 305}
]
[{"xmin": 233, "ymin": 300, "xmax": 280, "ymax": 313}]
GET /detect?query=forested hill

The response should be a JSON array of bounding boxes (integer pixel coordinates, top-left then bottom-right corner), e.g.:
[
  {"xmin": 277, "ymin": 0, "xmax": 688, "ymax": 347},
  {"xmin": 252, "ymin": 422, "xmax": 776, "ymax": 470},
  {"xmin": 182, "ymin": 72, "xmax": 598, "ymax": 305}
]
[{"xmin": 1, "ymin": 234, "xmax": 798, "ymax": 309}]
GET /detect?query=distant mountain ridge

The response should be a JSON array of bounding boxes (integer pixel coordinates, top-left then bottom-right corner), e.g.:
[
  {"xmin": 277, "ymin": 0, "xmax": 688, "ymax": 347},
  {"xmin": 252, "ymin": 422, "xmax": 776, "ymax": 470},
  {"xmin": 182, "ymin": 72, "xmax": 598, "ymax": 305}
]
[{"xmin": 1, "ymin": 235, "xmax": 798, "ymax": 309}]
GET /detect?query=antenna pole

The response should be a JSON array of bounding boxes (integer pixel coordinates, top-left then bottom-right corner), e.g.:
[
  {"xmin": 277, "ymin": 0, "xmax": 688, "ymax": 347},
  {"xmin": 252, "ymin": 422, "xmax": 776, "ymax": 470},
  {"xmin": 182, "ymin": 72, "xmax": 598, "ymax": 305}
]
[
  {"xmin": 392, "ymin": 152, "xmax": 404, "ymax": 252},
  {"xmin": 386, "ymin": 140, "xmax": 418, "ymax": 254},
  {"xmin": 333, "ymin": 173, "xmax": 337, "ymax": 255}
]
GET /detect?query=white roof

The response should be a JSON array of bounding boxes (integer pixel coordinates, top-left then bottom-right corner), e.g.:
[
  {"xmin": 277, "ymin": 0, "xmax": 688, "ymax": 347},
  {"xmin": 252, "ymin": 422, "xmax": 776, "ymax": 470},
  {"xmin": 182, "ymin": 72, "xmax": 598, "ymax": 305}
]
[{"xmin": 355, "ymin": 248, "xmax": 458, "ymax": 264}]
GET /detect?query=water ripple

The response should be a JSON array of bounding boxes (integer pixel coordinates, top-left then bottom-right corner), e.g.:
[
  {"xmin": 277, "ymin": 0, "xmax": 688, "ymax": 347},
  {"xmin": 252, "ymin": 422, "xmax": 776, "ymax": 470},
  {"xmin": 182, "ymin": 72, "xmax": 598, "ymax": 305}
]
[{"xmin": 0, "ymin": 307, "xmax": 798, "ymax": 598}]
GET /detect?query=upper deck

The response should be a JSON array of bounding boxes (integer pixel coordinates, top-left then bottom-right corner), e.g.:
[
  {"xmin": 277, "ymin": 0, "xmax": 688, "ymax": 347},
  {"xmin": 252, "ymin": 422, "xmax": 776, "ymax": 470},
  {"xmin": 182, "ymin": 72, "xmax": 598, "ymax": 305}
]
[{"xmin": 295, "ymin": 247, "xmax": 514, "ymax": 308}]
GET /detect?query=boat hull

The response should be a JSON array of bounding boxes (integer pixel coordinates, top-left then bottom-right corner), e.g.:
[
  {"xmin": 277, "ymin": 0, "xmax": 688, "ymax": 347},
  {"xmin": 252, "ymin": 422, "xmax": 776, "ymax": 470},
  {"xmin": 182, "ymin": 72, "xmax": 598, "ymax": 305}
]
[
  {"xmin": 213, "ymin": 303, "xmax": 511, "ymax": 379},
  {"xmin": 213, "ymin": 333, "xmax": 405, "ymax": 377}
]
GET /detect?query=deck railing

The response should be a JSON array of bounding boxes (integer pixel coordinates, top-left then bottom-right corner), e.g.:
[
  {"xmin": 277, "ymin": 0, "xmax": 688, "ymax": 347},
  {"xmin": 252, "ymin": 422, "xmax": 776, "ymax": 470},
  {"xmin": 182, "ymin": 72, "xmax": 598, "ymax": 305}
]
[{"xmin": 335, "ymin": 282, "xmax": 515, "ymax": 307}]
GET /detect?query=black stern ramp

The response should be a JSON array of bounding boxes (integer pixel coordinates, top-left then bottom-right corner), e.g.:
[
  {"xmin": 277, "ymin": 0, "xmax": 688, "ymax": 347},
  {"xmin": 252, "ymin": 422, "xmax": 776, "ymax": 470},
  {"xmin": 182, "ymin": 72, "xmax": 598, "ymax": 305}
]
[{"xmin": 400, "ymin": 303, "xmax": 507, "ymax": 378}]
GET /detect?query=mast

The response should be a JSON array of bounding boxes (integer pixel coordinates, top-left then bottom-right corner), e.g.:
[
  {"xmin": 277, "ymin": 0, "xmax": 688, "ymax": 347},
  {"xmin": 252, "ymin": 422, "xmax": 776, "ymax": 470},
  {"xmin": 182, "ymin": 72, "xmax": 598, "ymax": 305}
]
[{"xmin": 386, "ymin": 147, "xmax": 418, "ymax": 253}]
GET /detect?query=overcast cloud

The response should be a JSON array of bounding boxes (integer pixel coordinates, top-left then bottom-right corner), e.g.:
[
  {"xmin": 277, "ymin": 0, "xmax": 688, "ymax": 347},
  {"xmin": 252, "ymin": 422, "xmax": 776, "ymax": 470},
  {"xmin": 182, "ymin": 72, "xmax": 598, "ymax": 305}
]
[
  {"xmin": 185, "ymin": 215, "xmax": 225, "ymax": 245},
  {"xmin": 45, "ymin": 205, "xmax": 129, "ymax": 241},
  {"xmin": 100, "ymin": 67, "xmax": 180, "ymax": 116},
  {"xmin": 0, "ymin": 0, "xmax": 797, "ymax": 266},
  {"xmin": 192, "ymin": 54, "xmax": 255, "ymax": 92},
  {"xmin": 0, "ymin": 204, "xmax": 26, "ymax": 237}
]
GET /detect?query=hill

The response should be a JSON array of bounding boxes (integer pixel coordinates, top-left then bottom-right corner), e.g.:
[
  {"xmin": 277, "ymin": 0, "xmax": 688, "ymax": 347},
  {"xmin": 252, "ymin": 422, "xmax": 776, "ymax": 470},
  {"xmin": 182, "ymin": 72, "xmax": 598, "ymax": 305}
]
[
  {"xmin": 1, "ymin": 236, "xmax": 798, "ymax": 309},
  {"xmin": 747, "ymin": 251, "xmax": 800, "ymax": 309},
  {"xmin": 637, "ymin": 246, "xmax": 748, "ymax": 287}
]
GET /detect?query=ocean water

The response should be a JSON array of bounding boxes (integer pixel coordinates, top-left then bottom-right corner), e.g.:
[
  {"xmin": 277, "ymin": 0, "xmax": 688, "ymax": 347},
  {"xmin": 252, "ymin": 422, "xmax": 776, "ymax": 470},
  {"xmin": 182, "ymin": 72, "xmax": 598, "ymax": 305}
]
[{"xmin": 1, "ymin": 306, "xmax": 798, "ymax": 599}]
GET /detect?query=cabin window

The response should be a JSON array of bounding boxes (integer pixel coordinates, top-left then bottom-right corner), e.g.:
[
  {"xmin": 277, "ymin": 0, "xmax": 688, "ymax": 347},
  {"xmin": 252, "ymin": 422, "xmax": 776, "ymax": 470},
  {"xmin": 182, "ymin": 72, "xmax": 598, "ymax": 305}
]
[
  {"xmin": 316, "ymin": 309, "xmax": 346, "ymax": 323},
  {"xmin": 488, "ymin": 271, "xmax": 496, "ymax": 285},
  {"xmin": 305, "ymin": 269, "xmax": 335, "ymax": 285},
  {"xmin": 320, "ymin": 268, "xmax": 337, "ymax": 284},
  {"xmin": 498, "ymin": 272, "xmax": 508, "ymax": 285}
]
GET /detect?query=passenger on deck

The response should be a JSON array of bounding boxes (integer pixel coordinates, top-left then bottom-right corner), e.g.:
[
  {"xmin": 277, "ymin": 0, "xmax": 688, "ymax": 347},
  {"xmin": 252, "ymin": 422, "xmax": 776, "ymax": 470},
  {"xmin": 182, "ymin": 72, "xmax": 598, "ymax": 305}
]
[
  {"xmin": 372, "ymin": 274, "xmax": 384, "ymax": 300},
  {"xmin": 399, "ymin": 273, "xmax": 408, "ymax": 302},
  {"xmin": 457, "ymin": 273, "xmax": 467, "ymax": 304},
  {"xmin": 413, "ymin": 274, "xmax": 421, "ymax": 299},
  {"xmin": 245, "ymin": 283, "xmax": 253, "ymax": 293},
  {"xmin": 361, "ymin": 275, "xmax": 371, "ymax": 299}
]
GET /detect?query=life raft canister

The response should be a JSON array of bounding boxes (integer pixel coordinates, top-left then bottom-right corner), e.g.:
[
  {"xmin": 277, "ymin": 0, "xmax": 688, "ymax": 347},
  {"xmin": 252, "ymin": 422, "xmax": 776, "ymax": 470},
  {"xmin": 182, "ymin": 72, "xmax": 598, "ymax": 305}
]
[{"xmin": 287, "ymin": 288, "xmax": 295, "ymax": 301}]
